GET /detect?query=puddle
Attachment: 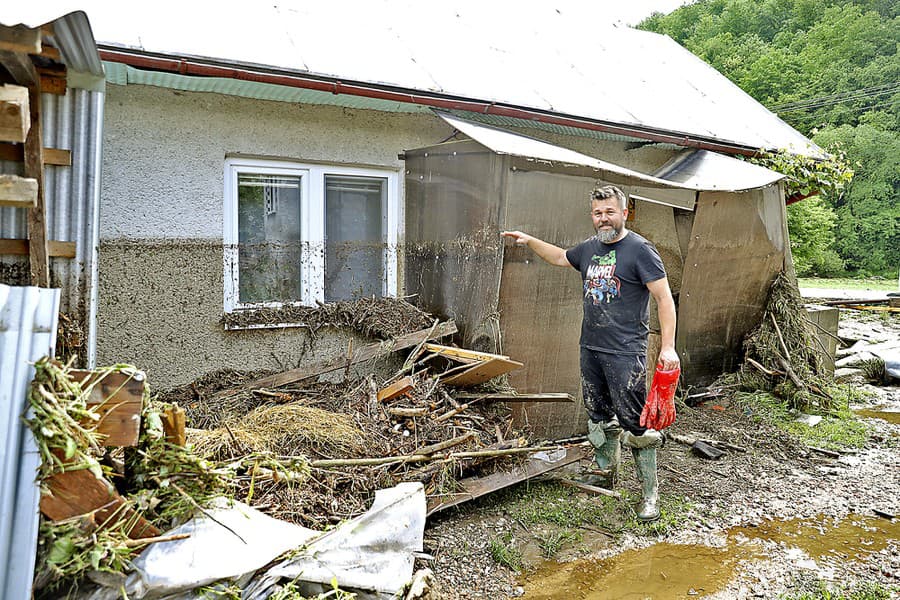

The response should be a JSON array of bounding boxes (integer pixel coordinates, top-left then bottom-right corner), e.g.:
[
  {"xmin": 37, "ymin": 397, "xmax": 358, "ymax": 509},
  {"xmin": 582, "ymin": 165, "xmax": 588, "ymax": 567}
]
[
  {"xmin": 520, "ymin": 514, "xmax": 899, "ymax": 599},
  {"xmin": 853, "ymin": 407, "xmax": 900, "ymax": 425}
]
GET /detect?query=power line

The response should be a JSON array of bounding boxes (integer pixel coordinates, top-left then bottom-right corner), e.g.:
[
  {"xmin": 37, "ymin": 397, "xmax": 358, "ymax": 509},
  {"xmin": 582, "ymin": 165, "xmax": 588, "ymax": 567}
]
[{"xmin": 770, "ymin": 82, "xmax": 900, "ymax": 113}]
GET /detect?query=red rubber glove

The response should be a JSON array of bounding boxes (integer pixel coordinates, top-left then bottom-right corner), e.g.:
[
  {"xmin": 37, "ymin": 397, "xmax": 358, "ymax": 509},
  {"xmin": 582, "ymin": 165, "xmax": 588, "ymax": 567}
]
[
  {"xmin": 640, "ymin": 386, "xmax": 660, "ymax": 429},
  {"xmin": 644, "ymin": 365, "xmax": 680, "ymax": 430}
]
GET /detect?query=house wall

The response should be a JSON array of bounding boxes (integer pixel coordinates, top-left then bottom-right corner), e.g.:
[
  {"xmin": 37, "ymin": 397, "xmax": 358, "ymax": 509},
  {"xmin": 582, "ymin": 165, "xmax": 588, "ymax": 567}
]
[{"xmin": 97, "ymin": 84, "xmax": 454, "ymax": 388}]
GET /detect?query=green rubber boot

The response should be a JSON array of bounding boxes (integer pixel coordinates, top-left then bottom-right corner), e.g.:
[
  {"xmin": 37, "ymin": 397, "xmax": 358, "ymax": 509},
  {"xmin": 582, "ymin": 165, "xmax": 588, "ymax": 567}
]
[
  {"xmin": 622, "ymin": 430, "xmax": 662, "ymax": 522},
  {"xmin": 583, "ymin": 419, "xmax": 622, "ymax": 488},
  {"xmin": 631, "ymin": 446, "xmax": 660, "ymax": 522}
]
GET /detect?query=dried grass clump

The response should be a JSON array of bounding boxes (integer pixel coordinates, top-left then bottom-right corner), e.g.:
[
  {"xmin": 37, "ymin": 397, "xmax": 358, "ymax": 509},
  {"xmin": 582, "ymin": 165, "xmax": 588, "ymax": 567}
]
[
  {"xmin": 188, "ymin": 403, "xmax": 367, "ymax": 460},
  {"xmin": 221, "ymin": 296, "xmax": 434, "ymax": 339}
]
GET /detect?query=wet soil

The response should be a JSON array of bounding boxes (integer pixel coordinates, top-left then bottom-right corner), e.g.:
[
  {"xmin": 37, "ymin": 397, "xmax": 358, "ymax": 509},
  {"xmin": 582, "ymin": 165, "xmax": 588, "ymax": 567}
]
[{"xmin": 425, "ymin": 308, "xmax": 900, "ymax": 599}]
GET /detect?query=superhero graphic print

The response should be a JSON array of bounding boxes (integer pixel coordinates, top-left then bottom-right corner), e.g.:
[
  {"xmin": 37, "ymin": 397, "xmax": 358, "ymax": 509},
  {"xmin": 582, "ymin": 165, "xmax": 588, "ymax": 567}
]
[{"xmin": 584, "ymin": 250, "xmax": 620, "ymax": 304}]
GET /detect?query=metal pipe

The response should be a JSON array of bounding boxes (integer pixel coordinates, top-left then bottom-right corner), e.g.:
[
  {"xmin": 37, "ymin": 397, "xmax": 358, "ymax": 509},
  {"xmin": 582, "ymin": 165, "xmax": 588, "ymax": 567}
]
[{"xmin": 97, "ymin": 46, "xmax": 759, "ymax": 157}]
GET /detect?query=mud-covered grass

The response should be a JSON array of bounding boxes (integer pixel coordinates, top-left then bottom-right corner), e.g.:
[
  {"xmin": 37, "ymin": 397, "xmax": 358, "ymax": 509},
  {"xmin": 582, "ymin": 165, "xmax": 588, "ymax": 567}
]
[
  {"xmin": 737, "ymin": 390, "xmax": 872, "ymax": 450},
  {"xmin": 465, "ymin": 479, "xmax": 693, "ymax": 569}
]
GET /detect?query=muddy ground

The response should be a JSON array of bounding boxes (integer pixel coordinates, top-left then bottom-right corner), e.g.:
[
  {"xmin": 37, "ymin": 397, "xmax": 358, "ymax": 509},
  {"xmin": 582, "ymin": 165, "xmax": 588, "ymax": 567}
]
[{"xmin": 423, "ymin": 307, "xmax": 900, "ymax": 599}]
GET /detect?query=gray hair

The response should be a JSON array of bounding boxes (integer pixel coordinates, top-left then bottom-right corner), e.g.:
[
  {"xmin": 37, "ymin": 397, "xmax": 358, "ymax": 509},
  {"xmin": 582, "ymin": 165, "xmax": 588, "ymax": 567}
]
[{"xmin": 590, "ymin": 185, "xmax": 627, "ymax": 210}]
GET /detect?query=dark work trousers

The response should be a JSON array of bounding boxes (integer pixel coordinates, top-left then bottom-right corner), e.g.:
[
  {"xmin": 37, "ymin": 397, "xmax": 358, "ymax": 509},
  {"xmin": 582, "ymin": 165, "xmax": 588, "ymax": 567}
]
[{"xmin": 580, "ymin": 347, "xmax": 648, "ymax": 435}]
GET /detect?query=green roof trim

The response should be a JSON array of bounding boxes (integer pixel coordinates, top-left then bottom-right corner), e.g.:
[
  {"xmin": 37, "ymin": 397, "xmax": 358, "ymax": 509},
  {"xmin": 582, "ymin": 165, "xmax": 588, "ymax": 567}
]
[{"xmin": 102, "ymin": 61, "xmax": 431, "ymax": 113}]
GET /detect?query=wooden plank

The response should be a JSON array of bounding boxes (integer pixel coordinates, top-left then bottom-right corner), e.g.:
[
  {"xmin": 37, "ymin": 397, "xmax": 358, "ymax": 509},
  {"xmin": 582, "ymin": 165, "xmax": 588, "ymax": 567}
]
[
  {"xmin": 43, "ymin": 147, "xmax": 71, "ymax": 166},
  {"xmin": 0, "ymin": 143, "xmax": 71, "ymax": 165},
  {"xmin": 426, "ymin": 445, "xmax": 589, "ymax": 516},
  {"xmin": 41, "ymin": 468, "xmax": 160, "ymax": 538},
  {"xmin": 0, "ymin": 175, "xmax": 37, "ymax": 207},
  {"xmin": 0, "ymin": 50, "xmax": 38, "ymax": 86},
  {"xmin": 0, "ymin": 24, "xmax": 41, "ymax": 55},
  {"xmin": 454, "ymin": 392, "xmax": 575, "ymax": 403},
  {"xmin": 377, "ymin": 375, "xmax": 415, "ymax": 402},
  {"xmin": 0, "ymin": 239, "xmax": 76, "ymax": 258},
  {"xmin": 38, "ymin": 45, "xmax": 61, "ymax": 61},
  {"xmin": 0, "ymin": 84, "xmax": 30, "ymax": 143},
  {"xmin": 212, "ymin": 320, "xmax": 457, "ymax": 400},
  {"xmin": 38, "ymin": 70, "xmax": 67, "ymax": 95},
  {"xmin": 441, "ymin": 356, "xmax": 524, "ymax": 387},
  {"xmin": 423, "ymin": 343, "xmax": 509, "ymax": 362},
  {"xmin": 24, "ymin": 80, "xmax": 49, "ymax": 286},
  {"xmin": 71, "ymin": 369, "xmax": 146, "ymax": 447}
]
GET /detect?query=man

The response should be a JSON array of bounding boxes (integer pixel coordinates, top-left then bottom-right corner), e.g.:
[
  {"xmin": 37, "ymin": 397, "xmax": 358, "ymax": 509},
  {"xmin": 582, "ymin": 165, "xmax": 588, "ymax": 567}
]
[{"xmin": 501, "ymin": 185, "xmax": 679, "ymax": 522}]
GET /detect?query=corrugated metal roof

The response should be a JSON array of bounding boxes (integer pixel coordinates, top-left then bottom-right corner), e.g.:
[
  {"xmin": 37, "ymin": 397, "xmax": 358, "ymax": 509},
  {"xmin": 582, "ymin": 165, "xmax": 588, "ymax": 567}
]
[
  {"xmin": 3, "ymin": 2, "xmax": 820, "ymax": 156},
  {"xmin": 436, "ymin": 112, "xmax": 783, "ymax": 195},
  {"xmin": 0, "ymin": 285, "xmax": 60, "ymax": 600},
  {"xmin": 0, "ymin": 10, "xmax": 103, "ymax": 78}
]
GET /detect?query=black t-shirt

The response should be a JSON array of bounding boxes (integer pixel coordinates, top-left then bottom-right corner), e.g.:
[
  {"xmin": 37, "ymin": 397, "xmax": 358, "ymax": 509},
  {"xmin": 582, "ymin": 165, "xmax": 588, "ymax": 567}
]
[{"xmin": 565, "ymin": 231, "xmax": 667, "ymax": 355}]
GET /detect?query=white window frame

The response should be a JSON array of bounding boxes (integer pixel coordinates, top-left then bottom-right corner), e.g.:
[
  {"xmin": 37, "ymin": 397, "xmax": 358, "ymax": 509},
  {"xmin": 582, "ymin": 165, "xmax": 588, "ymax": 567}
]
[{"xmin": 224, "ymin": 158, "xmax": 399, "ymax": 312}]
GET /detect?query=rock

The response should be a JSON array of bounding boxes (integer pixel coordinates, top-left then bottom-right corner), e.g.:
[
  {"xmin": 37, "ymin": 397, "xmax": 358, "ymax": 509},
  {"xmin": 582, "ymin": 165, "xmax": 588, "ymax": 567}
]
[{"xmin": 795, "ymin": 414, "xmax": 822, "ymax": 427}]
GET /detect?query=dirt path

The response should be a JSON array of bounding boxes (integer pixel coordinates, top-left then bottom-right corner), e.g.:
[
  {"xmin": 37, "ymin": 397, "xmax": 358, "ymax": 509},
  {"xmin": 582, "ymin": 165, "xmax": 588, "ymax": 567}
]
[{"xmin": 424, "ymin": 309, "xmax": 900, "ymax": 599}]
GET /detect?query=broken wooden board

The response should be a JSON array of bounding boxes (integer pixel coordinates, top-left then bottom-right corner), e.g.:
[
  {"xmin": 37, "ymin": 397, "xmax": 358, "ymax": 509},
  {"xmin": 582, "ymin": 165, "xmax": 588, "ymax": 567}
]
[
  {"xmin": 377, "ymin": 376, "xmax": 415, "ymax": 402},
  {"xmin": 440, "ymin": 356, "xmax": 524, "ymax": 387},
  {"xmin": 426, "ymin": 445, "xmax": 589, "ymax": 516},
  {"xmin": 41, "ymin": 467, "xmax": 160, "ymax": 539},
  {"xmin": 212, "ymin": 320, "xmax": 457, "ymax": 400},
  {"xmin": 453, "ymin": 392, "xmax": 574, "ymax": 403},
  {"xmin": 0, "ymin": 84, "xmax": 29, "ymax": 143},
  {"xmin": 162, "ymin": 404, "xmax": 186, "ymax": 446},
  {"xmin": 423, "ymin": 343, "xmax": 510, "ymax": 363},
  {"xmin": 0, "ymin": 174, "xmax": 37, "ymax": 207},
  {"xmin": 70, "ymin": 368, "xmax": 146, "ymax": 447}
]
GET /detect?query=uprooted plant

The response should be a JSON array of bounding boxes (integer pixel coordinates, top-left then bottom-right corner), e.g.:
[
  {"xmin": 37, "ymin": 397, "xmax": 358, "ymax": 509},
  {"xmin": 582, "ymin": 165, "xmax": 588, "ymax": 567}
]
[{"xmin": 26, "ymin": 358, "xmax": 310, "ymax": 597}]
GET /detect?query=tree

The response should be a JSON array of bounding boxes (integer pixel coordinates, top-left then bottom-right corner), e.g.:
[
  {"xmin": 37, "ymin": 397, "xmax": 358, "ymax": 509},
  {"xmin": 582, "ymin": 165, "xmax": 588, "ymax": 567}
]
[{"xmin": 640, "ymin": 0, "xmax": 899, "ymax": 276}]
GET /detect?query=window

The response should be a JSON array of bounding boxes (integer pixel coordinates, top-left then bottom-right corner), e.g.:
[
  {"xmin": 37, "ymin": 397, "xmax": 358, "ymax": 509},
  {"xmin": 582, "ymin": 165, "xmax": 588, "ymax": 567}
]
[{"xmin": 224, "ymin": 158, "xmax": 398, "ymax": 311}]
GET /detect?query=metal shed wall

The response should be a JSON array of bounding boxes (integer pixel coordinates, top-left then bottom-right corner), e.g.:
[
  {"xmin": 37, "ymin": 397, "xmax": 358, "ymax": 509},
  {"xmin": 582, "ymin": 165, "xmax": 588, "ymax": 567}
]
[
  {"xmin": 0, "ymin": 284, "xmax": 60, "ymax": 600},
  {"xmin": 0, "ymin": 88, "xmax": 104, "ymax": 367},
  {"xmin": 405, "ymin": 135, "xmax": 789, "ymax": 437}
]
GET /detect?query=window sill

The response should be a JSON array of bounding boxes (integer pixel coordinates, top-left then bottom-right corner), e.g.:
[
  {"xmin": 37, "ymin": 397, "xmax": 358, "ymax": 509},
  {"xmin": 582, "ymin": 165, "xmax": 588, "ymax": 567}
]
[{"xmin": 223, "ymin": 321, "xmax": 311, "ymax": 332}]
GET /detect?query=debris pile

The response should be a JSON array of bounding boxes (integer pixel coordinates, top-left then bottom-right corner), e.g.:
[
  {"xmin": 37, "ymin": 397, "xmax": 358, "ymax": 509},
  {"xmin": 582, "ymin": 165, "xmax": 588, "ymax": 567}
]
[
  {"xmin": 27, "ymin": 299, "xmax": 584, "ymax": 597},
  {"xmin": 717, "ymin": 271, "xmax": 836, "ymax": 412},
  {"xmin": 162, "ymin": 330, "xmax": 541, "ymax": 528}
]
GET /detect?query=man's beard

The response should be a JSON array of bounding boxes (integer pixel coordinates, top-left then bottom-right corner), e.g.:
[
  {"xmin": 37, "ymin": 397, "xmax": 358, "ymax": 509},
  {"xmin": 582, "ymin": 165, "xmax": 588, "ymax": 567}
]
[{"xmin": 595, "ymin": 225, "xmax": 621, "ymax": 243}]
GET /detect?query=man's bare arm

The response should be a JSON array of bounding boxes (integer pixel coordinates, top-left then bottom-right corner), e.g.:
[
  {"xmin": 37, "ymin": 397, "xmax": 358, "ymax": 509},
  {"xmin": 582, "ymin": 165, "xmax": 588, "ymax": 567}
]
[
  {"xmin": 501, "ymin": 231, "xmax": 570, "ymax": 267},
  {"xmin": 647, "ymin": 277, "xmax": 680, "ymax": 370}
]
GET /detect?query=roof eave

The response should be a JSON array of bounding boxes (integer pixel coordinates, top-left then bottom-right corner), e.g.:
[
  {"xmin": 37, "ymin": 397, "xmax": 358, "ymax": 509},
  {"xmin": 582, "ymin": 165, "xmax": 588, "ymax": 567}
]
[{"xmin": 97, "ymin": 45, "xmax": 778, "ymax": 158}]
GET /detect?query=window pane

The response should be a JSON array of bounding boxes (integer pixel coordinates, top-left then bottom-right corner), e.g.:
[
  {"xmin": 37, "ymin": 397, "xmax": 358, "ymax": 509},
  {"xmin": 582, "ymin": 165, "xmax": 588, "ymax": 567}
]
[
  {"xmin": 325, "ymin": 175, "xmax": 385, "ymax": 301},
  {"xmin": 237, "ymin": 173, "xmax": 302, "ymax": 303}
]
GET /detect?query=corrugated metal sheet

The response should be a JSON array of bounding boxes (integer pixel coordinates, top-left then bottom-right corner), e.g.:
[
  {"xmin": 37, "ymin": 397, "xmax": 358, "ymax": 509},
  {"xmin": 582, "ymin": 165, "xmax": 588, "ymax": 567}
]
[
  {"xmin": 45, "ymin": 11, "xmax": 105, "ymax": 77},
  {"xmin": 446, "ymin": 110, "xmax": 653, "ymax": 144},
  {"xmin": 0, "ymin": 284, "xmax": 60, "ymax": 600},
  {"xmin": 436, "ymin": 112, "xmax": 783, "ymax": 194},
  {"xmin": 0, "ymin": 90, "xmax": 105, "ymax": 367}
]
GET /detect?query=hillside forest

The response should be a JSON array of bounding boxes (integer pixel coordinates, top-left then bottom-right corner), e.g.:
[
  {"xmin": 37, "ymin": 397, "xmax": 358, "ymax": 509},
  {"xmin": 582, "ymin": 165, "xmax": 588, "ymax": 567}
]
[{"xmin": 640, "ymin": 0, "xmax": 899, "ymax": 277}]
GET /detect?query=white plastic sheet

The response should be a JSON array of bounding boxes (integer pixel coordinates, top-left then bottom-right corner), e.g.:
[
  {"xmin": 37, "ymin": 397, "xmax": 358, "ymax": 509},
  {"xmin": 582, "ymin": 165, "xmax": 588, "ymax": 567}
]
[{"xmin": 78, "ymin": 482, "xmax": 425, "ymax": 599}]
